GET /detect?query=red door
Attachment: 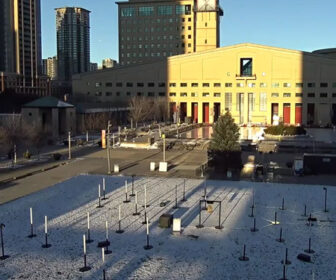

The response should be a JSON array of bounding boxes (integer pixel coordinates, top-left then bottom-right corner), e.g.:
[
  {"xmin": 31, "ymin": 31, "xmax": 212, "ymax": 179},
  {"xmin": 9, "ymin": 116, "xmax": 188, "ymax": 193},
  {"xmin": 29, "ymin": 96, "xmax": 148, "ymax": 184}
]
[
  {"xmin": 192, "ymin": 103, "xmax": 198, "ymax": 123},
  {"xmin": 203, "ymin": 103, "xmax": 209, "ymax": 123},
  {"xmin": 295, "ymin": 104, "xmax": 302, "ymax": 125},
  {"xmin": 283, "ymin": 104, "xmax": 291, "ymax": 125}
]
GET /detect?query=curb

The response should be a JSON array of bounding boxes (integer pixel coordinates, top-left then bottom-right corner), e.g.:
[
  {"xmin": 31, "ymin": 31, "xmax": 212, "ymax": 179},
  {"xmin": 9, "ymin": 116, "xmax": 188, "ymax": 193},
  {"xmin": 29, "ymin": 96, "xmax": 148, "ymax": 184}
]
[{"xmin": 0, "ymin": 161, "xmax": 70, "ymax": 185}]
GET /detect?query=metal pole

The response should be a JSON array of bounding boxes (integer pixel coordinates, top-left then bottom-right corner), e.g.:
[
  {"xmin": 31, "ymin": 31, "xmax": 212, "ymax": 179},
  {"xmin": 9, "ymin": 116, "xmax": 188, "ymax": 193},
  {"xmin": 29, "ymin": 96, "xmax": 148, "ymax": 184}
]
[
  {"xmin": 107, "ymin": 121, "xmax": 111, "ymax": 174},
  {"xmin": 130, "ymin": 175, "xmax": 135, "ymax": 196},
  {"xmin": 68, "ymin": 131, "xmax": 71, "ymax": 160},
  {"xmin": 215, "ymin": 201, "xmax": 223, "ymax": 229},
  {"xmin": 14, "ymin": 144, "xmax": 17, "ymax": 165},
  {"xmin": 181, "ymin": 179, "xmax": 187, "ymax": 202},
  {"xmin": 0, "ymin": 224, "xmax": 5, "ymax": 258},
  {"xmin": 196, "ymin": 200, "xmax": 204, "ymax": 228},
  {"xmin": 163, "ymin": 136, "xmax": 166, "ymax": 162}
]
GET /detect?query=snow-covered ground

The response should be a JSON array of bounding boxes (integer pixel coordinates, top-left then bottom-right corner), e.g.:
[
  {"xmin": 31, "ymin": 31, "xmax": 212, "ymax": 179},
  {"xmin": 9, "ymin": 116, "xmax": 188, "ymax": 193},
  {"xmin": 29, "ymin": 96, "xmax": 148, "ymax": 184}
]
[{"xmin": 0, "ymin": 175, "xmax": 335, "ymax": 280}]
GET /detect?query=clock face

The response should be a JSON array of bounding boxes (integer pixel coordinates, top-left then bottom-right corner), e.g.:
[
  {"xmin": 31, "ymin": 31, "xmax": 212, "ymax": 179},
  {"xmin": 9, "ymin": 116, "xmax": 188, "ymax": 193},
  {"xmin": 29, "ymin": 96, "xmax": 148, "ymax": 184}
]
[{"xmin": 197, "ymin": 0, "xmax": 216, "ymax": 11}]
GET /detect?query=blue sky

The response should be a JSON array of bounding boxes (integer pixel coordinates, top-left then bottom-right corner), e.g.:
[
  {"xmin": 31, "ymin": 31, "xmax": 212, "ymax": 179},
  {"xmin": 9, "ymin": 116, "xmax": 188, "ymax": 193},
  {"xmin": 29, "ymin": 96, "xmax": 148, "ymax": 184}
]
[{"xmin": 41, "ymin": 0, "xmax": 336, "ymax": 65}]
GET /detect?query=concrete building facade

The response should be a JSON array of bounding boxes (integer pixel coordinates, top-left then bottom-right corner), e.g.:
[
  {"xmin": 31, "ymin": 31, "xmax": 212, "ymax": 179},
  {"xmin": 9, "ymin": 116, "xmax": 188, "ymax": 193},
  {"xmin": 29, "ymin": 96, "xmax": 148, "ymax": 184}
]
[
  {"xmin": 73, "ymin": 43, "xmax": 336, "ymax": 126},
  {"xmin": 56, "ymin": 7, "xmax": 91, "ymax": 82},
  {"xmin": 117, "ymin": 0, "xmax": 222, "ymax": 66}
]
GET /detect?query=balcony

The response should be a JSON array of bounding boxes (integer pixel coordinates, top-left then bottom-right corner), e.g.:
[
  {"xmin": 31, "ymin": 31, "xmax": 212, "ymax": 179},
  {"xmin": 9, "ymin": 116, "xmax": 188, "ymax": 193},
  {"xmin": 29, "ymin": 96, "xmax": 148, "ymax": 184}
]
[{"xmin": 235, "ymin": 74, "xmax": 257, "ymax": 80}]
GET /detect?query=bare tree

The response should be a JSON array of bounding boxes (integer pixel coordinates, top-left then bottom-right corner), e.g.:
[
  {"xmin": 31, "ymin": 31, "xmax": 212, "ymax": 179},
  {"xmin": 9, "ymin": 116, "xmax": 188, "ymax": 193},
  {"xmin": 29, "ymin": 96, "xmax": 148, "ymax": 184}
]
[
  {"xmin": 128, "ymin": 96, "xmax": 153, "ymax": 127},
  {"xmin": 152, "ymin": 97, "xmax": 168, "ymax": 122},
  {"xmin": 26, "ymin": 123, "xmax": 47, "ymax": 160},
  {"xmin": 83, "ymin": 113, "xmax": 111, "ymax": 133}
]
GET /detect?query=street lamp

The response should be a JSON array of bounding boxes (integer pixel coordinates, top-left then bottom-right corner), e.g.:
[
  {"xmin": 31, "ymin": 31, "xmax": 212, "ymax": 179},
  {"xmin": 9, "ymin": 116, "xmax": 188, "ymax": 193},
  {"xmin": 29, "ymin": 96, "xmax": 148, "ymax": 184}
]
[{"xmin": 107, "ymin": 121, "xmax": 112, "ymax": 174}]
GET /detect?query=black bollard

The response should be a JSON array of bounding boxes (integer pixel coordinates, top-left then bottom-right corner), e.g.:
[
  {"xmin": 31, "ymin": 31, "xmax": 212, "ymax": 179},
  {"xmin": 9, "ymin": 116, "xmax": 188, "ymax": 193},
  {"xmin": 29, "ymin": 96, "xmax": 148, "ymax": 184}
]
[
  {"xmin": 0, "ymin": 224, "xmax": 9, "ymax": 260},
  {"xmin": 97, "ymin": 184, "xmax": 103, "ymax": 208},
  {"xmin": 196, "ymin": 200, "xmax": 204, "ymax": 228},
  {"xmin": 116, "ymin": 219, "xmax": 124, "ymax": 234},
  {"xmin": 144, "ymin": 217, "xmax": 153, "ymax": 250},
  {"xmin": 142, "ymin": 210, "xmax": 150, "ymax": 225},
  {"xmin": 273, "ymin": 211, "xmax": 279, "ymax": 225},
  {"xmin": 123, "ymin": 181, "xmax": 131, "ymax": 203},
  {"xmin": 79, "ymin": 234, "xmax": 91, "ymax": 272},
  {"xmin": 276, "ymin": 228, "xmax": 285, "ymax": 243},
  {"xmin": 281, "ymin": 248, "xmax": 291, "ymax": 265},
  {"xmin": 279, "ymin": 265, "xmax": 287, "ymax": 280},
  {"xmin": 173, "ymin": 185, "xmax": 179, "ymax": 209},
  {"xmin": 42, "ymin": 216, "xmax": 51, "ymax": 248},
  {"xmin": 238, "ymin": 244, "xmax": 249, "ymax": 261},
  {"xmin": 304, "ymin": 238, "xmax": 315, "ymax": 254},
  {"xmin": 248, "ymin": 204, "xmax": 254, "ymax": 218},
  {"xmin": 302, "ymin": 204, "xmax": 307, "ymax": 217},
  {"xmin": 323, "ymin": 187, "xmax": 328, "ymax": 212},
  {"xmin": 181, "ymin": 179, "xmax": 187, "ymax": 202},
  {"xmin": 280, "ymin": 198, "xmax": 285, "ymax": 211},
  {"xmin": 27, "ymin": 207, "xmax": 37, "ymax": 238},
  {"xmin": 103, "ymin": 269, "xmax": 106, "ymax": 280},
  {"xmin": 130, "ymin": 175, "xmax": 135, "ymax": 197},
  {"xmin": 250, "ymin": 218, "xmax": 258, "ymax": 232},
  {"xmin": 215, "ymin": 201, "xmax": 223, "ymax": 229}
]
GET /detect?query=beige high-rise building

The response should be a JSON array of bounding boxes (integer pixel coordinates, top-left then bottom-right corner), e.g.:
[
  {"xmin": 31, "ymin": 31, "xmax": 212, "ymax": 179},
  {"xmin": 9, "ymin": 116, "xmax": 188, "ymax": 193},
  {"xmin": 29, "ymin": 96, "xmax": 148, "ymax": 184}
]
[
  {"xmin": 0, "ymin": 0, "xmax": 49, "ymax": 97},
  {"xmin": 43, "ymin": 56, "xmax": 58, "ymax": 80},
  {"xmin": 117, "ymin": 0, "xmax": 223, "ymax": 66},
  {"xmin": 102, "ymin": 58, "xmax": 117, "ymax": 69}
]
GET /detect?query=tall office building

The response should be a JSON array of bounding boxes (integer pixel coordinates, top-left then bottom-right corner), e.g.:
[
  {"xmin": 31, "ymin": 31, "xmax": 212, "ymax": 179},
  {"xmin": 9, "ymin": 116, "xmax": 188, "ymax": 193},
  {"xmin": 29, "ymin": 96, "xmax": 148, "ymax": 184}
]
[
  {"xmin": 117, "ymin": 0, "xmax": 223, "ymax": 65},
  {"xmin": 0, "ymin": 0, "xmax": 43, "ymax": 88},
  {"xmin": 42, "ymin": 56, "xmax": 58, "ymax": 80},
  {"xmin": 55, "ymin": 7, "xmax": 90, "ymax": 82}
]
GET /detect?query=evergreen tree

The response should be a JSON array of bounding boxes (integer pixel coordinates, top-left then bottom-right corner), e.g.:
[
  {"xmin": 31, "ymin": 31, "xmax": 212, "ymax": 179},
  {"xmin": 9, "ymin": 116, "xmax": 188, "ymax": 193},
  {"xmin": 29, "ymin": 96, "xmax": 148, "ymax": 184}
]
[{"xmin": 209, "ymin": 111, "xmax": 240, "ymax": 152}]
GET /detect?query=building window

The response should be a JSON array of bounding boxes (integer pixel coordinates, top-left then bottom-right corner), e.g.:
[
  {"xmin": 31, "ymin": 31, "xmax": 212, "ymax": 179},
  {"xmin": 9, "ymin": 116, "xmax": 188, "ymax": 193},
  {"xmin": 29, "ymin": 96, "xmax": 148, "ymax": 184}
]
[
  {"xmin": 158, "ymin": 5, "xmax": 173, "ymax": 15},
  {"xmin": 320, "ymin": 82, "xmax": 328, "ymax": 88},
  {"xmin": 106, "ymin": 92, "xmax": 112, "ymax": 96},
  {"xmin": 169, "ymin": 92, "xmax": 176, "ymax": 96},
  {"xmin": 148, "ymin": 92, "xmax": 155, "ymax": 96},
  {"xmin": 137, "ymin": 82, "xmax": 144, "ymax": 87},
  {"xmin": 308, "ymin": 93, "xmax": 315, "ymax": 98},
  {"xmin": 248, "ymin": 83, "xmax": 256, "ymax": 88},
  {"xmin": 148, "ymin": 82, "xmax": 155, "ymax": 87},
  {"xmin": 180, "ymin": 92, "xmax": 187, "ymax": 97},
  {"xmin": 308, "ymin": 82, "xmax": 315, "ymax": 88},
  {"xmin": 158, "ymin": 82, "xmax": 166, "ymax": 87},
  {"xmin": 180, "ymin": 82, "xmax": 187, "ymax": 87},
  {"xmin": 332, "ymin": 83, "xmax": 336, "ymax": 88},
  {"xmin": 121, "ymin": 7, "xmax": 136, "ymax": 17},
  {"xmin": 225, "ymin": 83, "xmax": 232, "ymax": 87},
  {"xmin": 271, "ymin": 93, "xmax": 279, "ymax": 97},
  {"xmin": 260, "ymin": 83, "xmax": 267, "ymax": 88},
  {"xmin": 283, "ymin": 93, "xmax": 291, "ymax": 97},
  {"xmin": 272, "ymin": 82, "xmax": 280, "ymax": 88},
  {"xmin": 137, "ymin": 92, "xmax": 143, "ymax": 96},
  {"xmin": 225, "ymin": 92, "xmax": 232, "ymax": 111},
  {"xmin": 139, "ymin": 6, "xmax": 154, "ymax": 16},
  {"xmin": 296, "ymin": 83, "xmax": 303, "ymax": 88},
  {"xmin": 260, "ymin": 93, "xmax": 267, "ymax": 111},
  {"xmin": 236, "ymin": 83, "xmax": 244, "ymax": 88},
  {"xmin": 214, "ymin": 83, "xmax": 221, "ymax": 87},
  {"xmin": 105, "ymin": 82, "xmax": 112, "ymax": 87},
  {"xmin": 240, "ymin": 58, "xmax": 253, "ymax": 76},
  {"xmin": 214, "ymin": 92, "xmax": 221, "ymax": 97},
  {"xmin": 169, "ymin": 83, "xmax": 176, "ymax": 87},
  {"xmin": 203, "ymin": 83, "xmax": 210, "ymax": 87},
  {"xmin": 202, "ymin": 92, "xmax": 210, "ymax": 97},
  {"xmin": 95, "ymin": 82, "xmax": 102, "ymax": 87},
  {"xmin": 191, "ymin": 92, "xmax": 198, "ymax": 97},
  {"xmin": 248, "ymin": 93, "xmax": 255, "ymax": 112},
  {"xmin": 116, "ymin": 92, "xmax": 120, "ymax": 96},
  {"xmin": 126, "ymin": 92, "xmax": 131, "ymax": 96},
  {"xmin": 320, "ymin": 93, "xmax": 328, "ymax": 98},
  {"xmin": 116, "ymin": 82, "xmax": 122, "ymax": 87},
  {"xmin": 283, "ymin": 83, "xmax": 291, "ymax": 88},
  {"xmin": 159, "ymin": 92, "xmax": 166, "ymax": 96},
  {"xmin": 332, "ymin": 93, "xmax": 336, "ymax": 98},
  {"xmin": 295, "ymin": 93, "xmax": 303, "ymax": 97},
  {"xmin": 191, "ymin": 83, "xmax": 198, "ymax": 87},
  {"xmin": 126, "ymin": 82, "xmax": 133, "ymax": 87},
  {"xmin": 95, "ymin": 92, "xmax": 102, "ymax": 96}
]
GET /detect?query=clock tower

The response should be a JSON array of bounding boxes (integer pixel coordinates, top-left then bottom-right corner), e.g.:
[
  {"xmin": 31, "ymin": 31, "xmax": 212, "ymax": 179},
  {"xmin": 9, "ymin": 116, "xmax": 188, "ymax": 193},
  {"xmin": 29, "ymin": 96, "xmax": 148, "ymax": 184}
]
[{"xmin": 194, "ymin": 0, "xmax": 223, "ymax": 52}]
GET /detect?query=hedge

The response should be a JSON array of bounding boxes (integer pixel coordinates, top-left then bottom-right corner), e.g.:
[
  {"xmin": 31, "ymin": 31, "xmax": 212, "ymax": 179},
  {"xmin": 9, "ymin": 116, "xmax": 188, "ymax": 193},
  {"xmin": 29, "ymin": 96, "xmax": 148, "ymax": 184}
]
[{"xmin": 264, "ymin": 124, "xmax": 306, "ymax": 136}]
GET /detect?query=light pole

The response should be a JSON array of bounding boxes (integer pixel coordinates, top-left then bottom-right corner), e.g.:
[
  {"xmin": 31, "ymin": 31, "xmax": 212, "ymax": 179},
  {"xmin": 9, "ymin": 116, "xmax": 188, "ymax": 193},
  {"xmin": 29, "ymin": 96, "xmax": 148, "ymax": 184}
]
[
  {"xmin": 68, "ymin": 131, "xmax": 71, "ymax": 160},
  {"xmin": 107, "ymin": 121, "xmax": 112, "ymax": 174},
  {"xmin": 162, "ymin": 133, "xmax": 166, "ymax": 162}
]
